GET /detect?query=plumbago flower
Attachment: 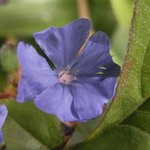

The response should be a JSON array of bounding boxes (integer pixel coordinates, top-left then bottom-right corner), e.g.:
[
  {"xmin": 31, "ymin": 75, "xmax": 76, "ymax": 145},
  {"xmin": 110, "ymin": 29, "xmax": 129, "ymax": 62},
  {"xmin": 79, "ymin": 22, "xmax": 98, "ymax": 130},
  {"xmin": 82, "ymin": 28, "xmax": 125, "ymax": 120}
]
[
  {"xmin": 0, "ymin": 105, "xmax": 8, "ymax": 142},
  {"xmin": 17, "ymin": 18, "xmax": 120, "ymax": 122}
]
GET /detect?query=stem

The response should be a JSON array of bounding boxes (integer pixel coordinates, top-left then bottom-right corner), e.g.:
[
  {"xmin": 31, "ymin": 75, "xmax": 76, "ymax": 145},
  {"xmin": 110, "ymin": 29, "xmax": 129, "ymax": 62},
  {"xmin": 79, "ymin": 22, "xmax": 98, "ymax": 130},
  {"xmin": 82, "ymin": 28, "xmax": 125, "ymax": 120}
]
[
  {"xmin": 56, "ymin": 123, "xmax": 77, "ymax": 150},
  {"xmin": 77, "ymin": 0, "xmax": 90, "ymax": 18}
]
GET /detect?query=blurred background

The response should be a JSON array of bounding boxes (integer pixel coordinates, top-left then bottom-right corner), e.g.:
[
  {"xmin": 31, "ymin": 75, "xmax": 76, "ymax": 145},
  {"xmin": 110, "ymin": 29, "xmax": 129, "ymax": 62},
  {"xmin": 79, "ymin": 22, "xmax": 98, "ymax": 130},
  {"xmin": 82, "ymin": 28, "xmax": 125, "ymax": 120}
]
[{"xmin": 0, "ymin": 0, "xmax": 133, "ymax": 146}]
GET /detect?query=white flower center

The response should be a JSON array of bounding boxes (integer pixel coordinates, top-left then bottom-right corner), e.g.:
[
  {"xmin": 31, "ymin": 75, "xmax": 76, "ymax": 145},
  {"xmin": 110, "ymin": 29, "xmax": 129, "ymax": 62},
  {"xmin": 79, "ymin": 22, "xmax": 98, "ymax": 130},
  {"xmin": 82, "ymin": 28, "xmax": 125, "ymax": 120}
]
[{"xmin": 59, "ymin": 69, "xmax": 76, "ymax": 84}]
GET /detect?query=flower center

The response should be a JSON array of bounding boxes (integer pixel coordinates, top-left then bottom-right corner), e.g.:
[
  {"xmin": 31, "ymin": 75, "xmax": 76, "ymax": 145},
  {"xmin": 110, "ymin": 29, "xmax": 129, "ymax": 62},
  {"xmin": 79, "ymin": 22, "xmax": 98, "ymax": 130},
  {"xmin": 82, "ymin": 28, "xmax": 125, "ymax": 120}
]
[{"xmin": 59, "ymin": 68, "xmax": 76, "ymax": 84}]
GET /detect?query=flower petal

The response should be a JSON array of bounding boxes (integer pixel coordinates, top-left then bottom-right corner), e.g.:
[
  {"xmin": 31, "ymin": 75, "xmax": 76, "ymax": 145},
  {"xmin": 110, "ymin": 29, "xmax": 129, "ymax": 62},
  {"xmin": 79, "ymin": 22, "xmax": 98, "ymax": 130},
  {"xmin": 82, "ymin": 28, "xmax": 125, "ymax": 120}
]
[
  {"xmin": 77, "ymin": 74, "xmax": 118, "ymax": 104},
  {"xmin": 17, "ymin": 42, "xmax": 58, "ymax": 102},
  {"xmin": 70, "ymin": 81, "xmax": 106, "ymax": 121},
  {"xmin": 98, "ymin": 77, "xmax": 118, "ymax": 101},
  {"xmin": 71, "ymin": 31, "xmax": 113, "ymax": 76},
  {"xmin": 34, "ymin": 83, "xmax": 78, "ymax": 122},
  {"xmin": 71, "ymin": 61, "xmax": 120, "ymax": 121},
  {"xmin": 0, "ymin": 105, "xmax": 7, "ymax": 129},
  {"xmin": 33, "ymin": 18, "xmax": 91, "ymax": 70},
  {"xmin": 0, "ymin": 131, "xmax": 3, "ymax": 143},
  {"xmin": 17, "ymin": 76, "xmax": 36, "ymax": 102},
  {"xmin": 0, "ymin": 105, "xmax": 7, "ymax": 143}
]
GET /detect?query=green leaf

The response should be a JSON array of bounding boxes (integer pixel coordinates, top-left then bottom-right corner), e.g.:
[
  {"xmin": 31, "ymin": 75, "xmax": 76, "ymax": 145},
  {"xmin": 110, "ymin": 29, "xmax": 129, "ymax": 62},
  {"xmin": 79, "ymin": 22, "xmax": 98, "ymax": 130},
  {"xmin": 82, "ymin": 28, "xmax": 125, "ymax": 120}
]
[
  {"xmin": 110, "ymin": 0, "xmax": 132, "ymax": 26},
  {"xmin": 85, "ymin": 0, "xmax": 150, "ymax": 140},
  {"xmin": 123, "ymin": 110, "xmax": 150, "ymax": 134},
  {"xmin": 138, "ymin": 98, "xmax": 150, "ymax": 112},
  {"xmin": 67, "ymin": 116, "xmax": 102, "ymax": 147},
  {"xmin": 70, "ymin": 125, "xmax": 150, "ymax": 150},
  {"xmin": 3, "ymin": 101, "xmax": 63, "ymax": 149},
  {"xmin": 141, "ymin": 41, "xmax": 150, "ymax": 99},
  {"xmin": 0, "ymin": 0, "xmax": 77, "ymax": 36},
  {"xmin": 110, "ymin": 26, "xmax": 128, "ymax": 65}
]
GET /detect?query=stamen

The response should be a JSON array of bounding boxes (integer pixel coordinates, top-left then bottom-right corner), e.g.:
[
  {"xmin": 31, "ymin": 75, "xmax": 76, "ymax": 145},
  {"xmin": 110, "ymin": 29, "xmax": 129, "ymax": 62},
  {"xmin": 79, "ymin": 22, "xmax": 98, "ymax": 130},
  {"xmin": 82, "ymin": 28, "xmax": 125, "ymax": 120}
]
[
  {"xmin": 98, "ymin": 66, "xmax": 107, "ymax": 69},
  {"xmin": 59, "ymin": 68, "xmax": 76, "ymax": 84},
  {"xmin": 96, "ymin": 72, "xmax": 104, "ymax": 75}
]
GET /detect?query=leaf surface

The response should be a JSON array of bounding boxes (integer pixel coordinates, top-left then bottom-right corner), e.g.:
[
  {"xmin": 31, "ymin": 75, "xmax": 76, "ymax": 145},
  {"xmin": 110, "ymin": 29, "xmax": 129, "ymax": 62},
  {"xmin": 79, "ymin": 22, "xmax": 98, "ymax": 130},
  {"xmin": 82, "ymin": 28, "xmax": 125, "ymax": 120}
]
[{"xmin": 3, "ymin": 101, "xmax": 63, "ymax": 150}]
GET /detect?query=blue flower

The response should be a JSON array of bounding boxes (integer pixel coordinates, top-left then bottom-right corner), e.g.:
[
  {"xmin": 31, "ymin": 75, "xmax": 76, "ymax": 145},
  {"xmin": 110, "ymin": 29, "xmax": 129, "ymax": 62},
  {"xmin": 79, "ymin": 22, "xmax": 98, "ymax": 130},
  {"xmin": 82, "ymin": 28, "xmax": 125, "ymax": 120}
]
[
  {"xmin": 17, "ymin": 18, "xmax": 120, "ymax": 122},
  {"xmin": 0, "ymin": 105, "xmax": 8, "ymax": 143}
]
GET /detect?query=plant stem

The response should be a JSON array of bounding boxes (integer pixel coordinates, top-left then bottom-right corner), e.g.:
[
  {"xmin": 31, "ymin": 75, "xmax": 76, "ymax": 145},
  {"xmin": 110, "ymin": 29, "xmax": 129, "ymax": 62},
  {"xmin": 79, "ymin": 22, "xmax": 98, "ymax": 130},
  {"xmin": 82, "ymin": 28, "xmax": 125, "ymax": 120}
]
[{"xmin": 77, "ymin": 0, "xmax": 90, "ymax": 18}]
